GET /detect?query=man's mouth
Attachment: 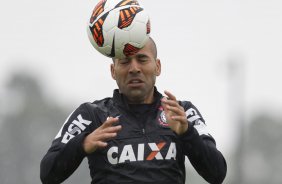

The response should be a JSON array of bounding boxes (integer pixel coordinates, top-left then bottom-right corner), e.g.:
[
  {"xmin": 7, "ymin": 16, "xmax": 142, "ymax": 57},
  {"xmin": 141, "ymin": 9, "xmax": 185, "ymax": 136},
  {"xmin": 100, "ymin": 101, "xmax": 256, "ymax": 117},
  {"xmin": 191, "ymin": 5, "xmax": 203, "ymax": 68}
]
[
  {"xmin": 128, "ymin": 79, "xmax": 144, "ymax": 87},
  {"xmin": 128, "ymin": 79, "xmax": 143, "ymax": 84}
]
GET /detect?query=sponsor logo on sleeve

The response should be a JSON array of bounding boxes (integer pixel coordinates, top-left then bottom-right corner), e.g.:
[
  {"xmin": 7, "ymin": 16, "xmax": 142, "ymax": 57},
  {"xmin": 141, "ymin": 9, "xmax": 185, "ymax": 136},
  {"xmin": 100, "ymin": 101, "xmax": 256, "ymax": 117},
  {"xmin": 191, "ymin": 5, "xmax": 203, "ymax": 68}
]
[
  {"xmin": 56, "ymin": 114, "xmax": 92, "ymax": 144},
  {"xmin": 194, "ymin": 119, "xmax": 210, "ymax": 136},
  {"xmin": 185, "ymin": 108, "xmax": 201, "ymax": 122},
  {"xmin": 185, "ymin": 108, "xmax": 210, "ymax": 136}
]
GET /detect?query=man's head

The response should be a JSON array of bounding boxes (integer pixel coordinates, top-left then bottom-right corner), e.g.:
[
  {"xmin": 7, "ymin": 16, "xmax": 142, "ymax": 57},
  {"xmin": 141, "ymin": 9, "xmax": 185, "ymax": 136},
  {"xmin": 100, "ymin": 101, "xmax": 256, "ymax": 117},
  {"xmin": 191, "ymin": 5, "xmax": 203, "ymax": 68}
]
[{"xmin": 111, "ymin": 37, "xmax": 161, "ymax": 104}]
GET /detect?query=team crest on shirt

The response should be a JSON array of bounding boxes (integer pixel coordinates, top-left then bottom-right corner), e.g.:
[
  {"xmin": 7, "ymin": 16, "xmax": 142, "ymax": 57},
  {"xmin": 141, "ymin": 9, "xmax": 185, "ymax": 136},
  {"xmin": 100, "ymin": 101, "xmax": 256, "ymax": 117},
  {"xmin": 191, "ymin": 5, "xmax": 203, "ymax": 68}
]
[{"xmin": 158, "ymin": 106, "xmax": 169, "ymax": 128}]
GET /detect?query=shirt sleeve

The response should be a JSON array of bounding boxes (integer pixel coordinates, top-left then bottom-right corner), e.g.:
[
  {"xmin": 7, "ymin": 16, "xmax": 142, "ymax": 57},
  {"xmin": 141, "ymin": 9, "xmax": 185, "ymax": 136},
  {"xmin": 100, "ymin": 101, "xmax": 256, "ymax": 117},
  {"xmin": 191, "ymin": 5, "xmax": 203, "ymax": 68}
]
[
  {"xmin": 40, "ymin": 103, "xmax": 94, "ymax": 184},
  {"xmin": 179, "ymin": 101, "xmax": 227, "ymax": 184}
]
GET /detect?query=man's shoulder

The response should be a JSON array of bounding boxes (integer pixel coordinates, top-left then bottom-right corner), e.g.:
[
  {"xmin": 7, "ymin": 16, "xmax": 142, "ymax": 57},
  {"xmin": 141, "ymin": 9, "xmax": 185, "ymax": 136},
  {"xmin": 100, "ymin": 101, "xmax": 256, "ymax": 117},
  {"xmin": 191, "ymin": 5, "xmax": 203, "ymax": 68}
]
[{"xmin": 80, "ymin": 97, "xmax": 114, "ymax": 112}]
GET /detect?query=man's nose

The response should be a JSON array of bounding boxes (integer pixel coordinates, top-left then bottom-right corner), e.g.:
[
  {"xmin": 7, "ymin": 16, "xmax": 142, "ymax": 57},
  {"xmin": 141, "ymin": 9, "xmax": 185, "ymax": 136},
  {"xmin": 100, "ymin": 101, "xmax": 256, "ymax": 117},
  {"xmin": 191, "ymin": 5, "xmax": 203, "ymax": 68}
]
[{"xmin": 129, "ymin": 59, "xmax": 141, "ymax": 73}]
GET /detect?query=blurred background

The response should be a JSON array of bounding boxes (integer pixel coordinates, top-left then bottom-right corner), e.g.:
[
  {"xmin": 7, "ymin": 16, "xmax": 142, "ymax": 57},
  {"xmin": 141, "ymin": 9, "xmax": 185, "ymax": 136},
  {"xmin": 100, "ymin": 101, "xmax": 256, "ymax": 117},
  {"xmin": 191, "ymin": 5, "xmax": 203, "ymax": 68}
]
[{"xmin": 1, "ymin": 0, "xmax": 282, "ymax": 183}]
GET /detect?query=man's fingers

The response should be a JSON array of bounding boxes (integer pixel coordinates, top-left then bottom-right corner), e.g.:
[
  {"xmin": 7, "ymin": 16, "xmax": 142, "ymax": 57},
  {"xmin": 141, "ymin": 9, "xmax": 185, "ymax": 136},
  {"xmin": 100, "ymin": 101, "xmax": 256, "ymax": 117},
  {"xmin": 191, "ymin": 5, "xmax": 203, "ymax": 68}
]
[
  {"xmin": 83, "ymin": 117, "xmax": 121, "ymax": 154},
  {"xmin": 95, "ymin": 132, "xmax": 118, "ymax": 141},
  {"xmin": 105, "ymin": 117, "xmax": 119, "ymax": 125},
  {"xmin": 102, "ymin": 125, "xmax": 122, "ymax": 133},
  {"xmin": 95, "ymin": 141, "xmax": 108, "ymax": 148},
  {"xmin": 98, "ymin": 118, "xmax": 121, "ymax": 135},
  {"xmin": 84, "ymin": 131, "xmax": 118, "ymax": 154},
  {"xmin": 162, "ymin": 97, "xmax": 185, "ymax": 117},
  {"xmin": 166, "ymin": 106, "xmax": 185, "ymax": 116},
  {"xmin": 171, "ymin": 116, "xmax": 188, "ymax": 124},
  {"xmin": 101, "ymin": 117, "xmax": 119, "ymax": 128},
  {"xmin": 164, "ymin": 90, "xmax": 176, "ymax": 101},
  {"xmin": 162, "ymin": 98, "xmax": 179, "ymax": 107}
]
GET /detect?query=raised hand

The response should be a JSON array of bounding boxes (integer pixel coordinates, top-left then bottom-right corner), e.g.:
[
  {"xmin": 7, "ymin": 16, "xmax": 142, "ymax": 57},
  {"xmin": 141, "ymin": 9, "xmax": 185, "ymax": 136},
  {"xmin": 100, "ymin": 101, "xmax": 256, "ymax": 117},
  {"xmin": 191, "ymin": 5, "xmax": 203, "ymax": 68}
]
[
  {"xmin": 161, "ymin": 90, "xmax": 188, "ymax": 135},
  {"xmin": 83, "ymin": 117, "xmax": 122, "ymax": 154}
]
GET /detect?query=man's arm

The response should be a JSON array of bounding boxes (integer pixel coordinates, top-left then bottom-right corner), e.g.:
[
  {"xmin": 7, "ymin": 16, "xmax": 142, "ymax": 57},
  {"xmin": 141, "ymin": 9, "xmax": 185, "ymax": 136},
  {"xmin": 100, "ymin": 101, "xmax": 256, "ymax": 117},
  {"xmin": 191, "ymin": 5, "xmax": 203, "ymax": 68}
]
[
  {"xmin": 161, "ymin": 91, "xmax": 227, "ymax": 184},
  {"xmin": 40, "ymin": 103, "xmax": 122, "ymax": 184},
  {"xmin": 40, "ymin": 104, "xmax": 93, "ymax": 184},
  {"xmin": 180, "ymin": 122, "xmax": 227, "ymax": 184}
]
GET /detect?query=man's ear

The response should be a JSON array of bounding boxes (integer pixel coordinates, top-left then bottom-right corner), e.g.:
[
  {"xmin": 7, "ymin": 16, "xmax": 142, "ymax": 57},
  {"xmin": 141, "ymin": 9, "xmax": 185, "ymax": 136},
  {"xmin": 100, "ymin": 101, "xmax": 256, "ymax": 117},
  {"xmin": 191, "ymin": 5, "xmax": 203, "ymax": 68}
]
[
  {"xmin": 156, "ymin": 59, "xmax": 161, "ymax": 76},
  {"xmin": 110, "ymin": 63, "xmax": 116, "ymax": 80}
]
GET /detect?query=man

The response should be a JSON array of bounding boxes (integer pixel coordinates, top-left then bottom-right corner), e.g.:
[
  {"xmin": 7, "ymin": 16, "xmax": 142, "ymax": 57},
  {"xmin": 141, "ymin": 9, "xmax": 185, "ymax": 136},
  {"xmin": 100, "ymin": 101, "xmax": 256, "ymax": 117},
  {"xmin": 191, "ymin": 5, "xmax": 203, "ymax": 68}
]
[{"xmin": 40, "ymin": 37, "xmax": 227, "ymax": 184}]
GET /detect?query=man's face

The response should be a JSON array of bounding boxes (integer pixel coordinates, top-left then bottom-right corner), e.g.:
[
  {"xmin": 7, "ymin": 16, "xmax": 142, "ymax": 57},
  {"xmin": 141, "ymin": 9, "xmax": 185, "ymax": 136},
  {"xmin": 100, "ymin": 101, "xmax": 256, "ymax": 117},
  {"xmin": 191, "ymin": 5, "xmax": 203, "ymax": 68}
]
[{"xmin": 111, "ymin": 40, "xmax": 161, "ymax": 104}]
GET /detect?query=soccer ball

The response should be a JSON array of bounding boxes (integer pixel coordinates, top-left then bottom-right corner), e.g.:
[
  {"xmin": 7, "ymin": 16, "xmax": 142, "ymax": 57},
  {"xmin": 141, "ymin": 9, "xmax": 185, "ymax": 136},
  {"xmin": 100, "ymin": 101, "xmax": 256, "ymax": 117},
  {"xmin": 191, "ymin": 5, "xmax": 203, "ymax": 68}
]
[{"xmin": 87, "ymin": 0, "xmax": 151, "ymax": 59}]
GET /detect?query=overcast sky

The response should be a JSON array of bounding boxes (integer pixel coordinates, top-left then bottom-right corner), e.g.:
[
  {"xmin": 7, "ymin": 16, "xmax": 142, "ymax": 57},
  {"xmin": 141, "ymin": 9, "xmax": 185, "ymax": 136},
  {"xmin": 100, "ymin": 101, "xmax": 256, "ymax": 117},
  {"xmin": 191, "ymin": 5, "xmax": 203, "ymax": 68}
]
[{"xmin": 1, "ymin": 0, "xmax": 282, "ymax": 154}]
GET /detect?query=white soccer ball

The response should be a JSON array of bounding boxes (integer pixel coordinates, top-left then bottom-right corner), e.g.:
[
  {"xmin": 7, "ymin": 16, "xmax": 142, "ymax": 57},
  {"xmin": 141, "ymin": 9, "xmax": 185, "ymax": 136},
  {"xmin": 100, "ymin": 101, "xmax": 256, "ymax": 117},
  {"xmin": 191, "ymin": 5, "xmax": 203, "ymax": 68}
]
[{"xmin": 87, "ymin": 0, "xmax": 151, "ymax": 59}]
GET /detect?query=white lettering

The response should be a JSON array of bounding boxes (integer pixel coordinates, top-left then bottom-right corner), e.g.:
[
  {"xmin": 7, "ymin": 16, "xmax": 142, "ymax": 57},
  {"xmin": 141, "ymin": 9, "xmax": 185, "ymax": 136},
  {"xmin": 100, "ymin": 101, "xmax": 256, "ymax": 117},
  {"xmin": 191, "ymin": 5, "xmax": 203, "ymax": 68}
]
[
  {"xmin": 194, "ymin": 120, "xmax": 210, "ymax": 136},
  {"xmin": 186, "ymin": 108, "xmax": 200, "ymax": 122},
  {"xmin": 60, "ymin": 114, "xmax": 92, "ymax": 144},
  {"xmin": 137, "ymin": 143, "xmax": 144, "ymax": 161},
  {"xmin": 107, "ymin": 146, "xmax": 118, "ymax": 164},
  {"xmin": 107, "ymin": 142, "xmax": 176, "ymax": 165},
  {"xmin": 68, "ymin": 124, "xmax": 81, "ymax": 135},
  {"xmin": 72, "ymin": 115, "xmax": 92, "ymax": 130},
  {"xmin": 61, "ymin": 132, "xmax": 75, "ymax": 144},
  {"xmin": 119, "ymin": 145, "xmax": 136, "ymax": 163},
  {"xmin": 148, "ymin": 143, "xmax": 163, "ymax": 160},
  {"xmin": 165, "ymin": 142, "xmax": 176, "ymax": 160}
]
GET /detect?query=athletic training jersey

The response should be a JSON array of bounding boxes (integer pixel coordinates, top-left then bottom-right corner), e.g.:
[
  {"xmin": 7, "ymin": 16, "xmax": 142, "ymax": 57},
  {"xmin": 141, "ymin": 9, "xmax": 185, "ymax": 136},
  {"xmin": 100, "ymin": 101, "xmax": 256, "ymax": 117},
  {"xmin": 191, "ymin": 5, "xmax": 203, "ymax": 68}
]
[{"xmin": 40, "ymin": 88, "xmax": 227, "ymax": 184}]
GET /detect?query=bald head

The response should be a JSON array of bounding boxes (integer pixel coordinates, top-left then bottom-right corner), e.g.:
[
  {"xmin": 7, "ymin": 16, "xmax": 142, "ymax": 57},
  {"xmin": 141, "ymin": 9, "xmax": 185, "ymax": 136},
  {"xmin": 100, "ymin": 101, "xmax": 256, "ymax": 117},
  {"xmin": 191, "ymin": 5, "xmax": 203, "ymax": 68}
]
[
  {"xmin": 148, "ymin": 37, "xmax": 157, "ymax": 59},
  {"xmin": 112, "ymin": 37, "xmax": 158, "ymax": 62}
]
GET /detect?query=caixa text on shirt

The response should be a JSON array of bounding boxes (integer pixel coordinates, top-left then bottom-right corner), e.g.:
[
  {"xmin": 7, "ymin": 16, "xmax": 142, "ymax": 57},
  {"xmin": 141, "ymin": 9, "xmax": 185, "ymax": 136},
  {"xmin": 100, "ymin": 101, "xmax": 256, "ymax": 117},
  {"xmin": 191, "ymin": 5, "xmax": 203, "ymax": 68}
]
[{"xmin": 107, "ymin": 142, "xmax": 176, "ymax": 165}]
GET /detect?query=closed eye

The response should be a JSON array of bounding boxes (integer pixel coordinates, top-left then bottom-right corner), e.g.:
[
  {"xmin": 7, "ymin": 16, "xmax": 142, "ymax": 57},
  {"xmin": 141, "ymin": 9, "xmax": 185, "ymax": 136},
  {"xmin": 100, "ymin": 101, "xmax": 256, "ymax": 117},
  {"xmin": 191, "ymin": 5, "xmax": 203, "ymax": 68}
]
[
  {"xmin": 119, "ymin": 58, "xmax": 130, "ymax": 64},
  {"xmin": 136, "ymin": 54, "xmax": 149, "ymax": 62}
]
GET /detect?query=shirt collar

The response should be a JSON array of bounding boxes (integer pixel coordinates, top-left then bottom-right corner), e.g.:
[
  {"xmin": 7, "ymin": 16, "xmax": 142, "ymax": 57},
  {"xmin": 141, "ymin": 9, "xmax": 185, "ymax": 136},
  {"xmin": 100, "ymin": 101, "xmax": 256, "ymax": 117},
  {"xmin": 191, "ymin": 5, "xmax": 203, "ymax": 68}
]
[{"xmin": 112, "ymin": 87, "xmax": 163, "ymax": 111}]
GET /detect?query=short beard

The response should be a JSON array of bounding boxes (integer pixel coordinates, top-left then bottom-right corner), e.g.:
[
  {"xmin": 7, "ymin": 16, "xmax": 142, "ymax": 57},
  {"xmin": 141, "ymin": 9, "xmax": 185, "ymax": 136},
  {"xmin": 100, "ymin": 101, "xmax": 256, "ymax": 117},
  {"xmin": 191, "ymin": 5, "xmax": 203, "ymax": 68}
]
[{"xmin": 125, "ymin": 89, "xmax": 147, "ymax": 104}]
